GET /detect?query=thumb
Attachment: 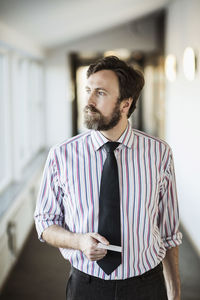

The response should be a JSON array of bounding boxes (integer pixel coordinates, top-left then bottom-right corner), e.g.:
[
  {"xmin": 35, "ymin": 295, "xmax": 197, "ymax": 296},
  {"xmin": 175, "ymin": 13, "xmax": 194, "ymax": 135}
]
[{"xmin": 89, "ymin": 233, "xmax": 109, "ymax": 245}]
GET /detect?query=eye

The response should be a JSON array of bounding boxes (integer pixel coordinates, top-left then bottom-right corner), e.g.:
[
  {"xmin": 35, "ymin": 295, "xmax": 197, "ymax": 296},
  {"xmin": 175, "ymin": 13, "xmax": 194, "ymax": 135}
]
[
  {"xmin": 97, "ymin": 90, "xmax": 105, "ymax": 96},
  {"xmin": 85, "ymin": 89, "xmax": 91, "ymax": 94}
]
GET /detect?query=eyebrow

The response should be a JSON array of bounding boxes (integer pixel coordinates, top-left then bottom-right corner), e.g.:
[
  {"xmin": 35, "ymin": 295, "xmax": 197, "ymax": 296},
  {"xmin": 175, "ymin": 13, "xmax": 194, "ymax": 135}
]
[{"xmin": 85, "ymin": 86, "xmax": 108, "ymax": 93}]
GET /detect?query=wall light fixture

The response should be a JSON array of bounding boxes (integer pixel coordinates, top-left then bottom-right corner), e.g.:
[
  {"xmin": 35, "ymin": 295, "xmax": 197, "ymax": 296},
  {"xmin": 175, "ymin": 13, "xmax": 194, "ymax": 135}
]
[
  {"xmin": 165, "ymin": 54, "xmax": 177, "ymax": 82},
  {"xmin": 183, "ymin": 47, "xmax": 196, "ymax": 81}
]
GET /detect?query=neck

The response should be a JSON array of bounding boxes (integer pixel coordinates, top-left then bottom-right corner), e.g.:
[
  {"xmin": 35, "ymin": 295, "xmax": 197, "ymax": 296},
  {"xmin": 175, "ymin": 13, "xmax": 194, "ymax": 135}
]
[{"xmin": 100, "ymin": 117, "xmax": 128, "ymax": 141}]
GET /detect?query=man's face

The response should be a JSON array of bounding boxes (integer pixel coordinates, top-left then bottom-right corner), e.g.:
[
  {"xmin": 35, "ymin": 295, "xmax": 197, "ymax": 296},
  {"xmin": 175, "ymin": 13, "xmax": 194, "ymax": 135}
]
[{"xmin": 84, "ymin": 69, "xmax": 122, "ymax": 131}]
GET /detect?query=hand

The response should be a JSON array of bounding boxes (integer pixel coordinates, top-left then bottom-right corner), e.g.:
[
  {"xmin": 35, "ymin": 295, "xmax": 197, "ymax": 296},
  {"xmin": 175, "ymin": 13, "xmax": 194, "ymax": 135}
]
[{"xmin": 78, "ymin": 232, "xmax": 109, "ymax": 261}]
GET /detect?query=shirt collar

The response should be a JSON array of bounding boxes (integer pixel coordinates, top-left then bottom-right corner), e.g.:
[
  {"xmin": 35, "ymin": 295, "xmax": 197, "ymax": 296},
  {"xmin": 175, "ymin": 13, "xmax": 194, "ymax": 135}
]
[{"xmin": 91, "ymin": 121, "xmax": 135, "ymax": 151}]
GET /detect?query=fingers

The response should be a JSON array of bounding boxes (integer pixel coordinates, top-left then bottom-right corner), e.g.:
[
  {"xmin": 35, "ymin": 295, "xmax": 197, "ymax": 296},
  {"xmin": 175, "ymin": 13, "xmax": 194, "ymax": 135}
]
[
  {"xmin": 85, "ymin": 248, "xmax": 107, "ymax": 261},
  {"xmin": 89, "ymin": 233, "xmax": 109, "ymax": 245},
  {"xmin": 79, "ymin": 232, "xmax": 109, "ymax": 261}
]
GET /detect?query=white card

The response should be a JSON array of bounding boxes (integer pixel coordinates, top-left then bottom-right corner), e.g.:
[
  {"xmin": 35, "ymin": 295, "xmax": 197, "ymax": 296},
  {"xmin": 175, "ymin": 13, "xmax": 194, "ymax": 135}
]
[{"xmin": 97, "ymin": 243, "xmax": 122, "ymax": 252}]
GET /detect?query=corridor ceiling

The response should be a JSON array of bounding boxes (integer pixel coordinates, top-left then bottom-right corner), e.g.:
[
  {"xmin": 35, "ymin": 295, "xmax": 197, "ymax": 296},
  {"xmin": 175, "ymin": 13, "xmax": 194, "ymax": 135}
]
[{"xmin": 0, "ymin": 0, "xmax": 170, "ymax": 50}]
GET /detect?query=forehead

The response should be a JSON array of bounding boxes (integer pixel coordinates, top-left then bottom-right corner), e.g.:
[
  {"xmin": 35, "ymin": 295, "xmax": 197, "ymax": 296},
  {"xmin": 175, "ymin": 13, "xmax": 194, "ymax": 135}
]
[{"xmin": 87, "ymin": 69, "xmax": 119, "ymax": 92}]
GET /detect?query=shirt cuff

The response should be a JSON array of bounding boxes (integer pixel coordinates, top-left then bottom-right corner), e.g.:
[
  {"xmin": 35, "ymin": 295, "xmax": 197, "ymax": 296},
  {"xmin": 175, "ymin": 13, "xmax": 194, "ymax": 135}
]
[
  {"xmin": 34, "ymin": 219, "xmax": 64, "ymax": 242},
  {"xmin": 162, "ymin": 231, "xmax": 183, "ymax": 249}
]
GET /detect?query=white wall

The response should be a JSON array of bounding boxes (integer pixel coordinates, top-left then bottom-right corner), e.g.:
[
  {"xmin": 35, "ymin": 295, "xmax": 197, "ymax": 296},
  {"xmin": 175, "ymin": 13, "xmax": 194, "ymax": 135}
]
[{"xmin": 165, "ymin": 0, "xmax": 200, "ymax": 254}]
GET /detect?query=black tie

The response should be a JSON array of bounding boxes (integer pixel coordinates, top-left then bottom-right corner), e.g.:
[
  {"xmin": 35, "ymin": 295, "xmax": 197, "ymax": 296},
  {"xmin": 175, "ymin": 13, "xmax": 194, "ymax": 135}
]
[{"xmin": 97, "ymin": 142, "xmax": 121, "ymax": 275}]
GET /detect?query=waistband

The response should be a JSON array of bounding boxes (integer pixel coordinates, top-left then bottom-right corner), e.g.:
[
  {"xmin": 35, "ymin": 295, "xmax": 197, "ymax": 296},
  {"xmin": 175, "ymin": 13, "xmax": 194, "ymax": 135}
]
[{"xmin": 70, "ymin": 262, "xmax": 163, "ymax": 282}]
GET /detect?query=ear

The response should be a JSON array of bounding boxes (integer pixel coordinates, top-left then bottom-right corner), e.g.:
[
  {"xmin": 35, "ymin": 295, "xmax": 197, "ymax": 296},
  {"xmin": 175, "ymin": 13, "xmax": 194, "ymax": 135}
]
[{"xmin": 121, "ymin": 98, "xmax": 133, "ymax": 115}]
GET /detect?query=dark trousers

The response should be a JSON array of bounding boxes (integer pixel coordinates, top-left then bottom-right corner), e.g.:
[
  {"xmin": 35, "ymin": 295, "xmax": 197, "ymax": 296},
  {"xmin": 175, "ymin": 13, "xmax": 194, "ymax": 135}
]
[{"xmin": 66, "ymin": 263, "xmax": 168, "ymax": 300}]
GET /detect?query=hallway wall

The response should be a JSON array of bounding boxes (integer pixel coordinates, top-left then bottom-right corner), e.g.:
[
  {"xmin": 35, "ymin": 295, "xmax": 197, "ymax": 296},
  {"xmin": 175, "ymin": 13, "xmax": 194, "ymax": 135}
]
[{"xmin": 165, "ymin": 0, "xmax": 200, "ymax": 254}]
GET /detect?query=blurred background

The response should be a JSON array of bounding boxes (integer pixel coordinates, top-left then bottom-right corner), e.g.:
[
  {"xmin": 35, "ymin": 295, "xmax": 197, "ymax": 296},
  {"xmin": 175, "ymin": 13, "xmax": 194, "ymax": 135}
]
[{"xmin": 0, "ymin": 0, "xmax": 200, "ymax": 299}]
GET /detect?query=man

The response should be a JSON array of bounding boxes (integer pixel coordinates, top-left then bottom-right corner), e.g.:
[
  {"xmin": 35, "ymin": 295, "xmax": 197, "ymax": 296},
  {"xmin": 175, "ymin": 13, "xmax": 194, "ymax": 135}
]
[{"xmin": 34, "ymin": 56, "xmax": 182, "ymax": 300}]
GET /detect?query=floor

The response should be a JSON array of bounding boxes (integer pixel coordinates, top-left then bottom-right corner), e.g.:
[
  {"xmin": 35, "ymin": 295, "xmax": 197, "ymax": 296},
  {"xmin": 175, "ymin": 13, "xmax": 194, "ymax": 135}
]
[{"xmin": 0, "ymin": 226, "xmax": 200, "ymax": 300}]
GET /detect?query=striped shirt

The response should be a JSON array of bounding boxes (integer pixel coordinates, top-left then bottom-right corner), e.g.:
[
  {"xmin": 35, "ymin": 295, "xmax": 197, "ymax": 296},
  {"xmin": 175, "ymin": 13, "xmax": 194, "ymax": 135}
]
[{"xmin": 34, "ymin": 121, "xmax": 182, "ymax": 280}]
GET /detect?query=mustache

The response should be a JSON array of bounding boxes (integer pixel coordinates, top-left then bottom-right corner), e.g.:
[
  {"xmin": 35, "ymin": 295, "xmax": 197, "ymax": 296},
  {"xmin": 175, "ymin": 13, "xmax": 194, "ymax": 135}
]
[{"xmin": 84, "ymin": 105, "xmax": 100, "ymax": 114}]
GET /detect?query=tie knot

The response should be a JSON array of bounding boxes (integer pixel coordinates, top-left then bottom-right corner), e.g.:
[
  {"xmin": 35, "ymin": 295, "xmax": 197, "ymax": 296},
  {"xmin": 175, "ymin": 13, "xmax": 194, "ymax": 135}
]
[{"xmin": 104, "ymin": 142, "xmax": 119, "ymax": 153}]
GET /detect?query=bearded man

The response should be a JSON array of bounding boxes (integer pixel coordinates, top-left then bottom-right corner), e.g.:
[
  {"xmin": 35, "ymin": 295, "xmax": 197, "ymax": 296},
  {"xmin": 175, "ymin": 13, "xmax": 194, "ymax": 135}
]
[{"xmin": 34, "ymin": 56, "xmax": 182, "ymax": 300}]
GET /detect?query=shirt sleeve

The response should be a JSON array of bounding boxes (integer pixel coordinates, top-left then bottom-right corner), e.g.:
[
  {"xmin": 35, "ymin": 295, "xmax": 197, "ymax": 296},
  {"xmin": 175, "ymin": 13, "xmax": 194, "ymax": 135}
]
[
  {"xmin": 158, "ymin": 146, "xmax": 182, "ymax": 249},
  {"xmin": 34, "ymin": 147, "xmax": 64, "ymax": 242}
]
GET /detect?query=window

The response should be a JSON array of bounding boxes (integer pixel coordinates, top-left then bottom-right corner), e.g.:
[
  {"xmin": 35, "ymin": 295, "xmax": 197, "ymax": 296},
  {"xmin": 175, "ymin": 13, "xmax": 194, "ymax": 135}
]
[
  {"xmin": 29, "ymin": 61, "xmax": 44, "ymax": 155},
  {"xmin": 0, "ymin": 52, "xmax": 12, "ymax": 192},
  {"xmin": 18, "ymin": 58, "xmax": 31, "ymax": 167},
  {"xmin": 18, "ymin": 58, "xmax": 44, "ymax": 168},
  {"xmin": 0, "ymin": 50, "xmax": 45, "ymax": 193}
]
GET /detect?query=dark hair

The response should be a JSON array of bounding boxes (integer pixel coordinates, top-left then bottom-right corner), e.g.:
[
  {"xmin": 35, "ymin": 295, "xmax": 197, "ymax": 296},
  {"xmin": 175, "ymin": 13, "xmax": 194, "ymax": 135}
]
[{"xmin": 87, "ymin": 56, "xmax": 145, "ymax": 118}]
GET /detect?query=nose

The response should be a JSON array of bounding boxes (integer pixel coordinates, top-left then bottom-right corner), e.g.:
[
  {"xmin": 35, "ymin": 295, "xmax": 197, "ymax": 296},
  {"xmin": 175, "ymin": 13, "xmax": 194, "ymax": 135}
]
[{"xmin": 87, "ymin": 91, "xmax": 96, "ymax": 106}]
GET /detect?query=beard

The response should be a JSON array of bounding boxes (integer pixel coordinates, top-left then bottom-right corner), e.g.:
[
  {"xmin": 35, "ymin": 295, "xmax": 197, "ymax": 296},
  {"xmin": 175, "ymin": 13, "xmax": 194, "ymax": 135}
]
[{"xmin": 84, "ymin": 101, "xmax": 122, "ymax": 131}]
